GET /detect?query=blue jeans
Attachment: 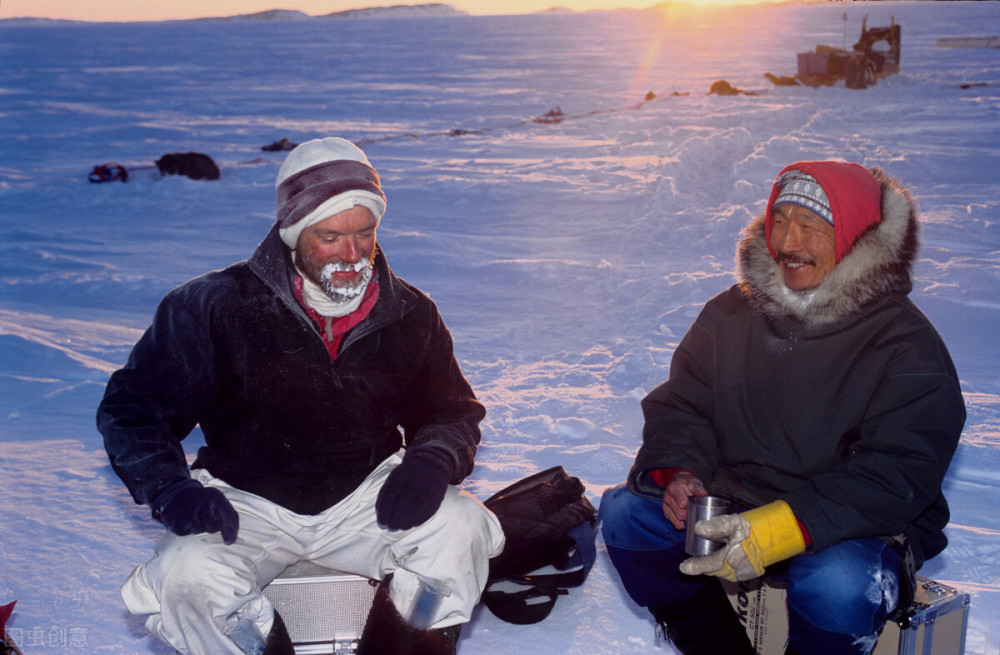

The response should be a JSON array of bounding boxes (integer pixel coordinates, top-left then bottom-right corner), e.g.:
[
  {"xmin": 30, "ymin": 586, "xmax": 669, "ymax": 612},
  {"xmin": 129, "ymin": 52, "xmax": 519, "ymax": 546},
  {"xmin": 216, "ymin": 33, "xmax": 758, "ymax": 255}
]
[{"xmin": 599, "ymin": 484, "xmax": 902, "ymax": 655}]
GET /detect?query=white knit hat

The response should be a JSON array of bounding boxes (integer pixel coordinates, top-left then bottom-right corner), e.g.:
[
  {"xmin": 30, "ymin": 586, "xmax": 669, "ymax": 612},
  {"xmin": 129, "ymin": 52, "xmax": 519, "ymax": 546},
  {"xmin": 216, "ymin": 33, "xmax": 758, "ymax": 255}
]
[
  {"xmin": 774, "ymin": 170, "xmax": 833, "ymax": 225},
  {"xmin": 275, "ymin": 137, "xmax": 387, "ymax": 249}
]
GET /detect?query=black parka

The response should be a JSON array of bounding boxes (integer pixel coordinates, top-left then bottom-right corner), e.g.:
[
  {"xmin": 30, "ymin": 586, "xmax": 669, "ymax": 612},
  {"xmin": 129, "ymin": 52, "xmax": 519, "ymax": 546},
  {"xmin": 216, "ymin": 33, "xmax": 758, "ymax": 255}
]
[
  {"xmin": 98, "ymin": 226, "xmax": 484, "ymax": 515},
  {"xmin": 629, "ymin": 168, "xmax": 965, "ymax": 567}
]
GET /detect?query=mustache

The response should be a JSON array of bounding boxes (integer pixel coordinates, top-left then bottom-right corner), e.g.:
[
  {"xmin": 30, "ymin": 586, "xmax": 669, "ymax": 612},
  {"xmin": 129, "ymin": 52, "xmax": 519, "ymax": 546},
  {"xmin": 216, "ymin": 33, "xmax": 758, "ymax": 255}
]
[
  {"xmin": 777, "ymin": 252, "xmax": 815, "ymax": 267},
  {"xmin": 321, "ymin": 259, "xmax": 370, "ymax": 275}
]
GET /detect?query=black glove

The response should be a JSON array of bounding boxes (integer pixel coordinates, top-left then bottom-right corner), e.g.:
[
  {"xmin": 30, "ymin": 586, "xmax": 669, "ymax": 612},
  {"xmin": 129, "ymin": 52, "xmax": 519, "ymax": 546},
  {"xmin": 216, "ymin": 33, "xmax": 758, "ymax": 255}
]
[
  {"xmin": 151, "ymin": 478, "xmax": 240, "ymax": 545},
  {"xmin": 376, "ymin": 447, "xmax": 454, "ymax": 531}
]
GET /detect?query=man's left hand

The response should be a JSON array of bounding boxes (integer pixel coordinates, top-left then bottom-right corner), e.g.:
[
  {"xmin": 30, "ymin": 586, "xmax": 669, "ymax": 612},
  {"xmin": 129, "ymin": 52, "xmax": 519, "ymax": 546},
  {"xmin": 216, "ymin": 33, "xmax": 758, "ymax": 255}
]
[
  {"xmin": 679, "ymin": 500, "xmax": 805, "ymax": 581},
  {"xmin": 376, "ymin": 446, "xmax": 454, "ymax": 531}
]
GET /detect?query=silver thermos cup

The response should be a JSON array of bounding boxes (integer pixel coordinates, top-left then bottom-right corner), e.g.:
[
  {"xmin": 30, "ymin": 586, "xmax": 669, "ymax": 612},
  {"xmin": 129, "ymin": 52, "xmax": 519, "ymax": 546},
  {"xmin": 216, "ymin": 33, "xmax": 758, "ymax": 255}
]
[{"xmin": 684, "ymin": 495, "xmax": 732, "ymax": 556}]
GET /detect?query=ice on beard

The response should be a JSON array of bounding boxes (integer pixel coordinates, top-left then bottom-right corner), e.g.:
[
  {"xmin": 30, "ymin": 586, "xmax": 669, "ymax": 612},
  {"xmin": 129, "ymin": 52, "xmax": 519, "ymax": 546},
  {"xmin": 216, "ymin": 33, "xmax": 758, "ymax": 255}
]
[{"xmin": 319, "ymin": 259, "xmax": 372, "ymax": 300}]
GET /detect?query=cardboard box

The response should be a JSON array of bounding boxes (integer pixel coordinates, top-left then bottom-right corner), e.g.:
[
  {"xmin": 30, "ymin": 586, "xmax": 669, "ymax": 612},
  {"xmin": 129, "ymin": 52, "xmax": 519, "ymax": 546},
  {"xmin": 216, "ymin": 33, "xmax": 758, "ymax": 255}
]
[
  {"xmin": 723, "ymin": 577, "xmax": 789, "ymax": 655},
  {"xmin": 262, "ymin": 562, "xmax": 377, "ymax": 655},
  {"xmin": 724, "ymin": 575, "xmax": 970, "ymax": 655}
]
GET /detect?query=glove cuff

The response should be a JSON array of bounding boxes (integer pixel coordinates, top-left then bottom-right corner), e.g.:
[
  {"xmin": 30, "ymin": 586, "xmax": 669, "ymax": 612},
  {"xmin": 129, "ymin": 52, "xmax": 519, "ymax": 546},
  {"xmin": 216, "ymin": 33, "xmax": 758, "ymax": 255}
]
[
  {"xmin": 741, "ymin": 500, "xmax": 806, "ymax": 568},
  {"xmin": 150, "ymin": 478, "xmax": 200, "ymax": 520},
  {"xmin": 406, "ymin": 444, "xmax": 456, "ymax": 481}
]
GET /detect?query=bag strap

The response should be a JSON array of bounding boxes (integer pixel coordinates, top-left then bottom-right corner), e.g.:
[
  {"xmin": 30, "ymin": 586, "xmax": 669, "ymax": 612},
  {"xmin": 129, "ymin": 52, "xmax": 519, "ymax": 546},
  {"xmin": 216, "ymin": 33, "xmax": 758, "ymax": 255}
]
[
  {"xmin": 483, "ymin": 521, "xmax": 598, "ymax": 624},
  {"xmin": 482, "ymin": 578, "xmax": 568, "ymax": 625}
]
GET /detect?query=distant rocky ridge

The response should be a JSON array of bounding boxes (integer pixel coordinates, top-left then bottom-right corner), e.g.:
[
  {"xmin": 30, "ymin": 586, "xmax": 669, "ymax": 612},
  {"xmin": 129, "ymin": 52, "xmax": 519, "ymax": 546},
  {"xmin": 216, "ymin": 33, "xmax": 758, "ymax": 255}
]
[
  {"xmin": 2, "ymin": 4, "xmax": 470, "ymax": 25},
  {"xmin": 215, "ymin": 4, "xmax": 468, "ymax": 21},
  {"xmin": 211, "ymin": 9, "xmax": 311, "ymax": 21},
  {"xmin": 319, "ymin": 3, "xmax": 468, "ymax": 18}
]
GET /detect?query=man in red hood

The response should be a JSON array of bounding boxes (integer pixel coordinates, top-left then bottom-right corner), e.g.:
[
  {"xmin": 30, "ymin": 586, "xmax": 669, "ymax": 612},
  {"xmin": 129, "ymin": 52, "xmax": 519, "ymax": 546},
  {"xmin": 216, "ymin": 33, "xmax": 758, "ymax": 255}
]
[{"xmin": 600, "ymin": 161, "xmax": 964, "ymax": 655}]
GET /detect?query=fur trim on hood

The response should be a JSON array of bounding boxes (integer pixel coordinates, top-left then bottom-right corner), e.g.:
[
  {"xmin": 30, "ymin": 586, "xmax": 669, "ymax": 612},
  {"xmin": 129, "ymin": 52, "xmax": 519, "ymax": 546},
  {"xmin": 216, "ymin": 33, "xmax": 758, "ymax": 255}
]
[{"xmin": 737, "ymin": 167, "xmax": 919, "ymax": 328}]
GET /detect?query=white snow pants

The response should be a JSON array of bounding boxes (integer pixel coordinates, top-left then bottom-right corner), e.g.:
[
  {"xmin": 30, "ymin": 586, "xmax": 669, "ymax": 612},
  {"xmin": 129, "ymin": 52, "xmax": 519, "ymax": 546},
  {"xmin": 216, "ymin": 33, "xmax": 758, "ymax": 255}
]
[{"xmin": 120, "ymin": 454, "xmax": 505, "ymax": 655}]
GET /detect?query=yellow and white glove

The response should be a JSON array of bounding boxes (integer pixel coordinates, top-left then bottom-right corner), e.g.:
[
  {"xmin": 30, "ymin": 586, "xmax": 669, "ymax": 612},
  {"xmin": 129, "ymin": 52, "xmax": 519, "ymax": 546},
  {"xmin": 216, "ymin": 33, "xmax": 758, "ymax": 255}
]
[{"xmin": 679, "ymin": 500, "xmax": 806, "ymax": 582}]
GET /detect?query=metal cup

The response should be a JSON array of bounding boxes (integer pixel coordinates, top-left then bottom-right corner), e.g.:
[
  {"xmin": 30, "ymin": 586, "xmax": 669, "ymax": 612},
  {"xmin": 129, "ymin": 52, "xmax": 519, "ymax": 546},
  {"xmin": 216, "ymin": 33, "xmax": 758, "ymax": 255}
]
[
  {"xmin": 684, "ymin": 495, "xmax": 732, "ymax": 556},
  {"xmin": 407, "ymin": 577, "xmax": 449, "ymax": 630}
]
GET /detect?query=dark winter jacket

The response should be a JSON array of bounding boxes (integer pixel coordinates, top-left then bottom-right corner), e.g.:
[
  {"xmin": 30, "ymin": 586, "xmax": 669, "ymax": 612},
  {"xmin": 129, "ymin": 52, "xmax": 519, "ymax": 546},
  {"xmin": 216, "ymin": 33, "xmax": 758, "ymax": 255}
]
[
  {"xmin": 629, "ymin": 168, "xmax": 965, "ymax": 567},
  {"xmin": 98, "ymin": 226, "xmax": 485, "ymax": 515}
]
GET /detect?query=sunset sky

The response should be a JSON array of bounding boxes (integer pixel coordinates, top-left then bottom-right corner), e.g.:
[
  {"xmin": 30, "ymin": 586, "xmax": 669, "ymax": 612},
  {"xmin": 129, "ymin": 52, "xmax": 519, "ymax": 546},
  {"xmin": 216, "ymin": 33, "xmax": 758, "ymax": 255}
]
[{"xmin": 0, "ymin": 0, "xmax": 764, "ymax": 22}]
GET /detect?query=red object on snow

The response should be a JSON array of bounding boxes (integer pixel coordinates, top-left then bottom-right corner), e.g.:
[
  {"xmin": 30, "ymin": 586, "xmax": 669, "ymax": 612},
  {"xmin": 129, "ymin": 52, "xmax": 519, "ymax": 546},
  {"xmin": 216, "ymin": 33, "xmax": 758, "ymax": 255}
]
[{"xmin": 0, "ymin": 601, "xmax": 14, "ymax": 634}]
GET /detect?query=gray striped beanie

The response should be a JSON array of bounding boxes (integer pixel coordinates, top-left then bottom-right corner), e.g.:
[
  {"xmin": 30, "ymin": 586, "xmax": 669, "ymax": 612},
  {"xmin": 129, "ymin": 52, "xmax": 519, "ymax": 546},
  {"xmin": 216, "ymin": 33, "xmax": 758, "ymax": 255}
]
[
  {"xmin": 275, "ymin": 137, "xmax": 386, "ymax": 249},
  {"xmin": 774, "ymin": 170, "xmax": 833, "ymax": 225}
]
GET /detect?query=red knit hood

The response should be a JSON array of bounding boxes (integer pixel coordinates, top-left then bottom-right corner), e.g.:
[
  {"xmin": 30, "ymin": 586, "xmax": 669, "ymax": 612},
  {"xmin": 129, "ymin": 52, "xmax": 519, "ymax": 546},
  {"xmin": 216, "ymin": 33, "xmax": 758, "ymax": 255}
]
[{"xmin": 765, "ymin": 161, "xmax": 882, "ymax": 263}]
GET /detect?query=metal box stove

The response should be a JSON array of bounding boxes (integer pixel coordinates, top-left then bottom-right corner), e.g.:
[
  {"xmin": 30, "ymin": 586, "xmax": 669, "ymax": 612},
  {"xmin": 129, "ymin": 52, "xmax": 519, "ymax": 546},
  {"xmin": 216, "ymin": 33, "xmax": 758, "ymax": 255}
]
[{"xmin": 262, "ymin": 562, "xmax": 377, "ymax": 655}]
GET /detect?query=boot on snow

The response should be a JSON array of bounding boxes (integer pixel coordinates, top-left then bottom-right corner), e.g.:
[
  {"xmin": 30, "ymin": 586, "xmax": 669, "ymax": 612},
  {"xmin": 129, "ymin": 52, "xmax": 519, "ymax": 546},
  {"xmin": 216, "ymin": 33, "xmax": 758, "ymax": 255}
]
[
  {"xmin": 651, "ymin": 580, "xmax": 755, "ymax": 655},
  {"xmin": 357, "ymin": 579, "xmax": 461, "ymax": 655},
  {"xmin": 262, "ymin": 610, "xmax": 294, "ymax": 655}
]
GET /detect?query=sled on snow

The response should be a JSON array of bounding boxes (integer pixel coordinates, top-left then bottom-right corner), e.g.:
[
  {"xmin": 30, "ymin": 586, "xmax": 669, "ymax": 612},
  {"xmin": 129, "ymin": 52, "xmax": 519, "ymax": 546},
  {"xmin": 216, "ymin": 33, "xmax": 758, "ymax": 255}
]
[{"xmin": 765, "ymin": 16, "xmax": 901, "ymax": 90}]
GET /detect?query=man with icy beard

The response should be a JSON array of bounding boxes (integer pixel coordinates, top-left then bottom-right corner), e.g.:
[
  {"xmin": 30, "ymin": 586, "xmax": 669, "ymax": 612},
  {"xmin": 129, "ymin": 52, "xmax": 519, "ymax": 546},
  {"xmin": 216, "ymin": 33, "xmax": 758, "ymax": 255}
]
[
  {"xmin": 600, "ymin": 161, "xmax": 964, "ymax": 655},
  {"xmin": 318, "ymin": 258, "xmax": 373, "ymax": 302},
  {"xmin": 98, "ymin": 137, "xmax": 504, "ymax": 655}
]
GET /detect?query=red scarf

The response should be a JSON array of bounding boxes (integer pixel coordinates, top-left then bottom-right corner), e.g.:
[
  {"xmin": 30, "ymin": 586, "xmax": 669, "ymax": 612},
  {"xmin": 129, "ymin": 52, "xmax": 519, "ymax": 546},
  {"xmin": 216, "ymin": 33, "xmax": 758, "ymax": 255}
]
[{"xmin": 294, "ymin": 275, "xmax": 380, "ymax": 360}]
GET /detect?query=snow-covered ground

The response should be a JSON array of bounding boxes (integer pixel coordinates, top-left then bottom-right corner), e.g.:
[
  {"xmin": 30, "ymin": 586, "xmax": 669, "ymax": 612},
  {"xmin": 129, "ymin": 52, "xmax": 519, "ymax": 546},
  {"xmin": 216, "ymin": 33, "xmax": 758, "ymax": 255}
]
[{"xmin": 1, "ymin": 2, "xmax": 998, "ymax": 653}]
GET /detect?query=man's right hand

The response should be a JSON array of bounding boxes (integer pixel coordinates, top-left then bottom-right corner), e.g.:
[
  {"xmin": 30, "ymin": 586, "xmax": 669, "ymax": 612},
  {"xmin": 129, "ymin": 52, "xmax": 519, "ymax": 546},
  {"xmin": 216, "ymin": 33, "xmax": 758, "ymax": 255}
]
[
  {"xmin": 151, "ymin": 478, "xmax": 239, "ymax": 545},
  {"xmin": 661, "ymin": 471, "xmax": 707, "ymax": 530}
]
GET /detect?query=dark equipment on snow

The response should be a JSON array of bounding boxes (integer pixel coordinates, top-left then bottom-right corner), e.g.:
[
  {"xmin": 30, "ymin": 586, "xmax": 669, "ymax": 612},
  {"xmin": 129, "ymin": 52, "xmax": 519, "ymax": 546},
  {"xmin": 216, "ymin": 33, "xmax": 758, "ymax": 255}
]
[
  {"xmin": 262, "ymin": 137, "xmax": 298, "ymax": 152},
  {"xmin": 88, "ymin": 162, "xmax": 129, "ymax": 183},
  {"xmin": 532, "ymin": 106, "xmax": 565, "ymax": 124},
  {"xmin": 155, "ymin": 151, "xmax": 221, "ymax": 180},
  {"xmin": 708, "ymin": 80, "xmax": 757, "ymax": 97},
  {"xmin": 481, "ymin": 466, "xmax": 598, "ymax": 624},
  {"xmin": 88, "ymin": 151, "xmax": 221, "ymax": 183}
]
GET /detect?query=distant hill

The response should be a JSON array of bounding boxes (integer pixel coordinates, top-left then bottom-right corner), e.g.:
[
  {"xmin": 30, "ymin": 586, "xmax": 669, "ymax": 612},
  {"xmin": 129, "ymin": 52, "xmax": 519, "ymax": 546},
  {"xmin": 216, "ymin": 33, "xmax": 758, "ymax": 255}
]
[
  {"xmin": 211, "ymin": 4, "xmax": 468, "ymax": 21},
  {"xmin": 1, "ymin": 16, "xmax": 87, "ymax": 26},
  {"xmin": 318, "ymin": 4, "xmax": 468, "ymax": 19},
  {"xmin": 209, "ymin": 9, "xmax": 311, "ymax": 22},
  {"xmin": 197, "ymin": 4, "xmax": 467, "ymax": 22},
  {"xmin": 1, "ymin": 4, "xmax": 468, "ymax": 25}
]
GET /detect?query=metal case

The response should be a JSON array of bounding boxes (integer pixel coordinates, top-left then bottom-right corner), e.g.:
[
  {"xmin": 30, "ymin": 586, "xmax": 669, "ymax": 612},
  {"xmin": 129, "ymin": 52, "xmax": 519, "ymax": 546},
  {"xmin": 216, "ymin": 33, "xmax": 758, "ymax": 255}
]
[
  {"xmin": 724, "ymin": 574, "xmax": 970, "ymax": 655},
  {"xmin": 262, "ymin": 562, "xmax": 376, "ymax": 655},
  {"xmin": 873, "ymin": 577, "xmax": 971, "ymax": 655}
]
